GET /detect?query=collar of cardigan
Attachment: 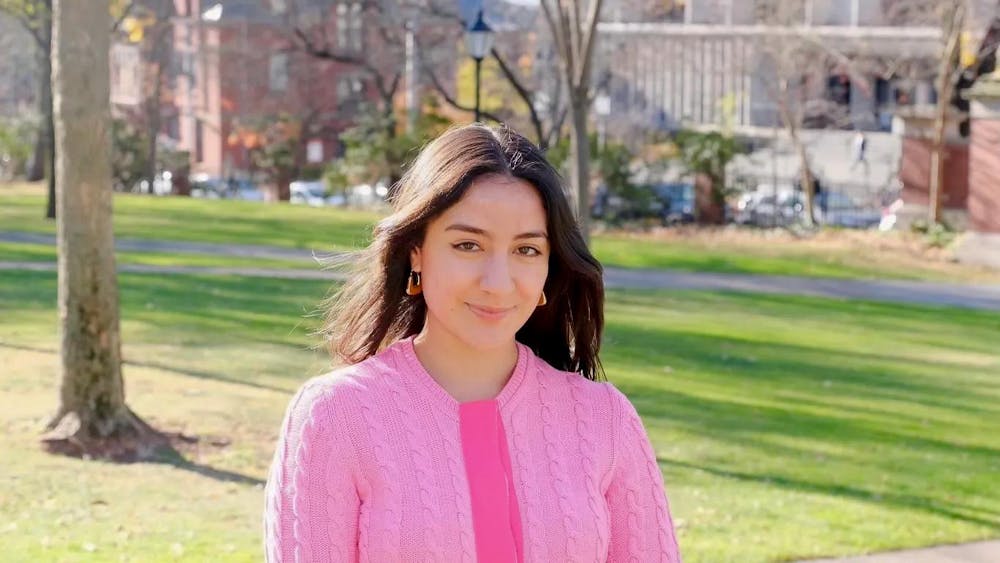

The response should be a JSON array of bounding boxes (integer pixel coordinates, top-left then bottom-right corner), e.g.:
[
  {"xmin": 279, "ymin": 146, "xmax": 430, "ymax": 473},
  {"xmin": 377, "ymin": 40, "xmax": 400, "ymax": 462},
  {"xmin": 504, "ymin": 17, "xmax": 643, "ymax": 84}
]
[{"xmin": 397, "ymin": 336, "xmax": 533, "ymax": 415}]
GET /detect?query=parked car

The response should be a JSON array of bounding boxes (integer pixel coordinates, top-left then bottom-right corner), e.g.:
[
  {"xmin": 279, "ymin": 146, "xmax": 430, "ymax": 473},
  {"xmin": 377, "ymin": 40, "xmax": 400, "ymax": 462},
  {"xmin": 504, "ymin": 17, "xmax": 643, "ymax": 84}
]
[
  {"xmin": 132, "ymin": 171, "xmax": 174, "ymax": 196},
  {"xmin": 290, "ymin": 180, "xmax": 339, "ymax": 207},
  {"xmin": 735, "ymin": 185, "xmax": 884, "ymax": 229},
  {"xmin": 346, "ymin": 181, "xmax": 390, "ymax": 207},
  {"xmin": 650, "ymin": 182, "xmax": 695, "ymax": 225},
  {"xmin": 591, "ymin": 182, "xmax": 694, "ymax": 225},
  {"xmin": 191, "ymin": 174, "xmax": 262, "ymax": 201},
  {"xmin": 816, "ymin": 191, "xmax": 883, "ymax": 229},
  {"xmin": 734, "ymin": 184, "xmax": 804, "ymax": 227}
]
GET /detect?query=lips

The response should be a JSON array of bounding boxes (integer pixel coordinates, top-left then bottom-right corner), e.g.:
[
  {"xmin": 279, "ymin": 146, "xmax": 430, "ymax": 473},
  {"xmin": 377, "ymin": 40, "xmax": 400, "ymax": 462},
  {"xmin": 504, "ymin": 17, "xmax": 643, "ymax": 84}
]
[{"xmin": 466, "ymin": 303, "xmax": 515, "ymax": 321}]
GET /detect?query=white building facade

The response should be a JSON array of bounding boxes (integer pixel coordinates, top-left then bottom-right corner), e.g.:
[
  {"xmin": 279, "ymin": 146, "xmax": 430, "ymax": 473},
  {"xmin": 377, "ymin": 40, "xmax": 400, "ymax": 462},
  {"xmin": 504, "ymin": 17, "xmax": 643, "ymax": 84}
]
[{"xmin": 595, "ymin": 0, "xmax": 945, "ymax": 135}]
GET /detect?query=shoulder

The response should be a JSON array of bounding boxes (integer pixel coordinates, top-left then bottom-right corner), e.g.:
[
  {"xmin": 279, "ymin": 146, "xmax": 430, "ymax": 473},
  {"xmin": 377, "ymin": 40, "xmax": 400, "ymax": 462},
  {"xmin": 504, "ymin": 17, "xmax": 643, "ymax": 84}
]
[
  {"xmin": 531, "ymin": 356, "xmax": 627, "ymax": 415},
  {"xmin": 530, "ymin": 357, "xmax": 645, "ymax": 434},
  {"xmin": 285, "ymin": 349, "xmax": 401, "ymax": 423}
]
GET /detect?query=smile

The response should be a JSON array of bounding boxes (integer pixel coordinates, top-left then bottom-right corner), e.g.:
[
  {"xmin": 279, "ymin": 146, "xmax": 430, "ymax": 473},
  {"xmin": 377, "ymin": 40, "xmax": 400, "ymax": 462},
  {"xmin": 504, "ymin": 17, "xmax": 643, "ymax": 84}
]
[{"xmin": 466, "ymin": 303, "xmax": 515, "ymax": 321}]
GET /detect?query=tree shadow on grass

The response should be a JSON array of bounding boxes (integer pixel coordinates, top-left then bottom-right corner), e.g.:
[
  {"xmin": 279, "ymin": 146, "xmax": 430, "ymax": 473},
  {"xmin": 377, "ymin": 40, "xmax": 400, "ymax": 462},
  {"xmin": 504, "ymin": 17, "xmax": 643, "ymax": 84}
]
[
  {"xmin": 3, "ymin": 341, "xmax": 270, "ymax": 486},
  {"xmin": 150, "ymin": 434, "xmax": 267, "ymax": 488},
  {"xmin": 605, "ymin": 322, "xmax": 1000, "ymax": 419},
  {"xmin": 126, "ymin": 357, "xmax": 292, "ymax": 394},
  {"xmin": 659, "ymin": 456, "xmax": 1000, "ymax": 530},
  {"xmin": 598, "ymin": 319, "xmax": 1000, "ymax": 531},
  {"xmin": 0, "ymin": 341, "xmax": 293, "ymax": 394}
]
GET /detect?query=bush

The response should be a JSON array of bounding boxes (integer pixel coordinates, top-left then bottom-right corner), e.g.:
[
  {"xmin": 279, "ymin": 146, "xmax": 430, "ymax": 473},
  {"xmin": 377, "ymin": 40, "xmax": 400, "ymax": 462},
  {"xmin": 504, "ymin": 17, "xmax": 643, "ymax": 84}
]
[
  {"xmin": 0, "ymin": 116, "xmax": 38, "ymax": 180},
  {"xmin": 111, "ymin": 118, "xmax": 148, "ymax": 191},
  {"xmin": 325, "ymin": 97, "xmax": 453, "ymax": 199},
  {"xmin": 910, "ymin": 218, "xmax": 957, "ymax": 249}
]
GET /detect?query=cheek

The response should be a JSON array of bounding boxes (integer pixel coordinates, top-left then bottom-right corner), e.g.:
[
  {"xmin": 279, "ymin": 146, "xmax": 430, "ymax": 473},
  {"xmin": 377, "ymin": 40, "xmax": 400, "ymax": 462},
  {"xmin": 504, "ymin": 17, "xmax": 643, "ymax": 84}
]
[
  {"xmin": 421, "ymin": 255, "xmax": 472, "ymax": 305},
  {"xmin": 518, "ymin": 261, "xmax": 549, "ymax": 294}
]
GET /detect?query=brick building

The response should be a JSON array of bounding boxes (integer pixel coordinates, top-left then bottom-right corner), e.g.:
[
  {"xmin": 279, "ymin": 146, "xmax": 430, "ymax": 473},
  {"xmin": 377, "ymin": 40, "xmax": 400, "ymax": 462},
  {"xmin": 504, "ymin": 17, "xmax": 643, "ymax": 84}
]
[{"xmin": 107, "ymin": 0, "xmax": 459, "ymax": 187}]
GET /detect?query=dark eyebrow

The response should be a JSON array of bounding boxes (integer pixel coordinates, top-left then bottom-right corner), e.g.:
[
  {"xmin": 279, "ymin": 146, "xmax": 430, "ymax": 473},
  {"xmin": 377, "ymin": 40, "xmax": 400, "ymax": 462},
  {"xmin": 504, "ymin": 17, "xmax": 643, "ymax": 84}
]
[{"xmin": 444, "ymin": 223, "xmax": 548, "ymax": 240}]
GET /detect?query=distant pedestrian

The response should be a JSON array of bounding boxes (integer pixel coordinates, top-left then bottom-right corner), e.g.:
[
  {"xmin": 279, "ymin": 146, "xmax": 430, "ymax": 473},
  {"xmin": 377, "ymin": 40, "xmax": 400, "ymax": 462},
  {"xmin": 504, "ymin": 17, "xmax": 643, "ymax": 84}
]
[
  {"xmin": 850, "ymin": 131, "xmax": 869, "ymax": 177},
  {"xmin": 853, "ymin": 132, "xmax": 867, "ymax": 163}
]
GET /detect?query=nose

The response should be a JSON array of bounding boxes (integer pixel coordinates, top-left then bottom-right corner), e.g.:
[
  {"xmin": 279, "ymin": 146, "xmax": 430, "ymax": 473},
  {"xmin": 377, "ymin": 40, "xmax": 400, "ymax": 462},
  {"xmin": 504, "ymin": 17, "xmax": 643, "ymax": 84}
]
[{"xmin": 479, "ymin": 251, "xmax": 516, "ymax": 295}]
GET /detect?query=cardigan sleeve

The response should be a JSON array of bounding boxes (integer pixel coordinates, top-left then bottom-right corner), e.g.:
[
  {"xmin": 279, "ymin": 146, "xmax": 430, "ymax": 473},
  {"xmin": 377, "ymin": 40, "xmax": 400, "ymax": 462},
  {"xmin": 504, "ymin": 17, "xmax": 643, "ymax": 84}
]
[
  {"xmin": 264, "ymin": 377, "xmax": 361, "ymax": 562},
  {"xmin": 605, "ymin": 385, "xmax": 682, "ymax": 562}
]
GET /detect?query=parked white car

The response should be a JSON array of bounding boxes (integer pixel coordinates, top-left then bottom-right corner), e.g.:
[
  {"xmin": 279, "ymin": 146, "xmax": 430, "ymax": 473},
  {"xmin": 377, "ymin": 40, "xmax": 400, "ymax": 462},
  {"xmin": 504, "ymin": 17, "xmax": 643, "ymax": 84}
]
[
  {"xmin": 347, "ymin": 181, "xmax": 389, "ymax": 207},
  {"xmin": 290, "ymin": 180, "xmax": 347, "ymax": 207}
]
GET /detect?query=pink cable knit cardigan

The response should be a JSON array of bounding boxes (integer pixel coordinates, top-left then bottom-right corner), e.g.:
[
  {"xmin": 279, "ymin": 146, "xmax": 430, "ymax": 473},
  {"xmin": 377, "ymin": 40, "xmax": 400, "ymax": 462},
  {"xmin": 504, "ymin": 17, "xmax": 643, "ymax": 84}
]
[{"xmin": 264, "ymin": 337, "xmax": 681, "ymax": 562}]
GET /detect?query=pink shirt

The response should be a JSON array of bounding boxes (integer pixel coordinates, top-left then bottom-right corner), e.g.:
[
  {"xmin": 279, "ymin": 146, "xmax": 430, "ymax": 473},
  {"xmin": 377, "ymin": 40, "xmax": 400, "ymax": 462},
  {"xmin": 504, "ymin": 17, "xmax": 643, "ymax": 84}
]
[{"xmin": 264, "ymin": 337, "xmax": 681, "ymax": 562}]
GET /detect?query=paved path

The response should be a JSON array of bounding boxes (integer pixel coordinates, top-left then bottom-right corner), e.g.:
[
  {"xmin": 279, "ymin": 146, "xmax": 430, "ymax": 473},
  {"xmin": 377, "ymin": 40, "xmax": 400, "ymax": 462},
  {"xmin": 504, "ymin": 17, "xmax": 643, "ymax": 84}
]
[
  {"xmin": 0, "ymin": 231, "xmax": 325, "ymax": 262},
  {"xmin": 3, "ymin": 231, "xmax": 1000, "ymax": 311},
  {"xmin": 798, "ymin": 540, "xmax": 1000, "ymax": 562}
]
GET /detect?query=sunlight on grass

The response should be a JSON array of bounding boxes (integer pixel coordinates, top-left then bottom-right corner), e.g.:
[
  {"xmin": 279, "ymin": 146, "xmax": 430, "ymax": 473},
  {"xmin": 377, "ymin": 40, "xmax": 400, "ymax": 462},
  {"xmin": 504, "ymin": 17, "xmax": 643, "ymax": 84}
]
[
  {"xmin": 2, "ymin": 270, "xmax": 998, "ymax": 561},
  {"xmin": 0, "ymin": 191, "xmax": 379, "ymax": 252}
]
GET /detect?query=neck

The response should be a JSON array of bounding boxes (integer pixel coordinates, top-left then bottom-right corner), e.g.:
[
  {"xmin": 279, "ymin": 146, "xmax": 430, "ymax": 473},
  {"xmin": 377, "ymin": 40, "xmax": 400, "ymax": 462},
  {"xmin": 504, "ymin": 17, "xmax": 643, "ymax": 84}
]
[{"xmin": 412, "ymin": 325, "xmax": 518, "ymax": 404}]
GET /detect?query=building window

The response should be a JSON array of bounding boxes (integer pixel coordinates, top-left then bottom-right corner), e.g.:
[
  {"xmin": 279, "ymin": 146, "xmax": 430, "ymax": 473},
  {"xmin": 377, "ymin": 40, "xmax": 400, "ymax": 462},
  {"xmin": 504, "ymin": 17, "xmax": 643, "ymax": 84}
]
[
  {"xmin": 336, "ymin": 75, "xmax": 364, "ymax": 106},
  {"xmin": 337, "ymin": 2, "xmax": 363, "ymax": 52},
  {"xmin": 269, "ymin": 53, "xmax": 288, "ymax": 92}
]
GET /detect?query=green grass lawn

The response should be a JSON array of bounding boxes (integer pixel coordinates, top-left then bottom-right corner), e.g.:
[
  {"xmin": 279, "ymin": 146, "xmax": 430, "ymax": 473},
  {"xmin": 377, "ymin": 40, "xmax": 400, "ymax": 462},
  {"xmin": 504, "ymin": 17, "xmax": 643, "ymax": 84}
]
[
  {"xmin": 2, "ymin": 268, "xmax": 998, "ymax": 562},
  {"xmin": 0, "ymin": 190, "xmax": 380, "ymax": 251},
  {"xmin": 593, "ymin": 235, "xmax": 929, "ymax": 281},
  {"xmin": 5, "ymin": 185, "xmax": 998, "ymax": 282}
]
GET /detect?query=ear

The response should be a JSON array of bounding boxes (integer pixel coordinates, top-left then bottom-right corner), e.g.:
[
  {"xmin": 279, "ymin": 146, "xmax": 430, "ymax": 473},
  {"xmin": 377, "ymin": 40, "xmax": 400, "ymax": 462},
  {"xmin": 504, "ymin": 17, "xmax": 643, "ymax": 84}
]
[{"xmin": 409, "ymin": 245, "xmax": 422, "ymax": 272}]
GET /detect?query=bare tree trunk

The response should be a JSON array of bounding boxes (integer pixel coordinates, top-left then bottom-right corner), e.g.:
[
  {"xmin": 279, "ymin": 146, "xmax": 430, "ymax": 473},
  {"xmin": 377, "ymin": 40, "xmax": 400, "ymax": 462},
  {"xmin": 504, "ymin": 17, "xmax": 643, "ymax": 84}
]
[
  {"xmin": 777, "ymin": 79, "xmax": 815, "ymax": 228},
  {"xmin": 44, "ymin": 0, "xmax": 166, "ymax": 462},
  {"xmin": 44, "ymin": 55, "xmax": 56, "ymax": 220},
  {"xmin": 144, "ymin": 4, "xmax": 175, "ymax": 194},
  {"xmin": 790, "ymin": 129, "xmax": 816, "ymax": 227},
  {"xmin": 928, "ymin": 97, "xmax": 949, "ymax": 224},
  {"xmin": 145, "ymin": 89, "xmax": 161, "ymax": 195},
  {"xmin": 540, "ymin": 0, "xmax": 604, "ymax": 245},
  {"xmin": 27, "ymin": 41, "xmax": 47, "ymax": 182},
  {"xmin": 568, "ymin": 95, "xmax": 590, "ymax": 239},
  {"xmin": 928, "ymin": 4, "xmax": 964, "ymax": 225},
  {"xmin": 38, "ymin": 3, "xmax": 56, "ymax": 219}
]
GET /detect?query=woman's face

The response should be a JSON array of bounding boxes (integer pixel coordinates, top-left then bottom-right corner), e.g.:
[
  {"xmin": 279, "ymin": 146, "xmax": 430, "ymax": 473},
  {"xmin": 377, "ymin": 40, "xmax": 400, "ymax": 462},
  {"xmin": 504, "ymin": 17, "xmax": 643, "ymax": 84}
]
[{"xmin": 411, "ymin": 174, "xmax": 550, "ymax": 352}]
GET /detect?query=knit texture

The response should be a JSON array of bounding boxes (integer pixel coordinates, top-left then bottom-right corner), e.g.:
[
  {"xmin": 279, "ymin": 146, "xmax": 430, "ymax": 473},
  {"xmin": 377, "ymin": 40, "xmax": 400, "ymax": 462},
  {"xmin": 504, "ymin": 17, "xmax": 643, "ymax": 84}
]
[{"xmin": 263, "ymin": 337, "xmax": 681, "ymax": 562}]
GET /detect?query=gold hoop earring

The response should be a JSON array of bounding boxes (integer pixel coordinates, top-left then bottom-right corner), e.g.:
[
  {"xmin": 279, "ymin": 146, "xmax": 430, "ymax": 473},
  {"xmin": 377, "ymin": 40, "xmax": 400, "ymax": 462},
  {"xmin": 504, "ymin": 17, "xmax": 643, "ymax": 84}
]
[
  {"xmin": 537, "ymin": 291, "xmax": 547, "ymax": 306},
  {"xmin": 406, "ymin": 270, "xmax": 422, "ymax": 295}
]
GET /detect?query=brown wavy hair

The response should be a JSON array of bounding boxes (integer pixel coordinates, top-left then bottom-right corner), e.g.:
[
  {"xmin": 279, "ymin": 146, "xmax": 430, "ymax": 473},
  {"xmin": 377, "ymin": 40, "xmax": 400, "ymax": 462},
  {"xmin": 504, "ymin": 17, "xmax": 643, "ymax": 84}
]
[{"xmin": 321, "ymin": 124, "xmax": 605, "ymax": 380}]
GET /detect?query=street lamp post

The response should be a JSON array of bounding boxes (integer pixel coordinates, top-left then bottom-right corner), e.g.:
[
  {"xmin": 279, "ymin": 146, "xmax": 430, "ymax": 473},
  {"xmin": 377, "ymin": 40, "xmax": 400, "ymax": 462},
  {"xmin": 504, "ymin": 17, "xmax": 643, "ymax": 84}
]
[{"xmin": 464, "ymin": 10, "xmax": 494, "ymax": 123}]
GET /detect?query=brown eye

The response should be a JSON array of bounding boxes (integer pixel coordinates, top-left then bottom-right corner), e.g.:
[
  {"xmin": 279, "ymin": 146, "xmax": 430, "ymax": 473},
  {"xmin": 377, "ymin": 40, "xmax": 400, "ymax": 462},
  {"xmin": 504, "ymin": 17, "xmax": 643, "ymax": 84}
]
[
  {"xmin": 517, "ymin": 246, "xmax": 542, "ymax": 257},
  {"xmin": 453, "ymin": 242, "xmax": 481, "ymax": 252}
]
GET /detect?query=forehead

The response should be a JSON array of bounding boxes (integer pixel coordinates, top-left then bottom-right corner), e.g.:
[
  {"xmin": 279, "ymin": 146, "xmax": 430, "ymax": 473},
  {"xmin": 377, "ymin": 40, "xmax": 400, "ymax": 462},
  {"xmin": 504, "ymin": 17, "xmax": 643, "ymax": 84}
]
[{"xmin": 434, "ymin": 175, "xmax": 547, "ymax": 233}]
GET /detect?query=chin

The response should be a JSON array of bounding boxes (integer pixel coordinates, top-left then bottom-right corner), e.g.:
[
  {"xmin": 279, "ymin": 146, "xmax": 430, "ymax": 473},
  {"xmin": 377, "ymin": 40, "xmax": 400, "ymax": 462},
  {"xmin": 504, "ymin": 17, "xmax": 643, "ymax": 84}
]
[
  {"xmin": 455, "ymin": 330, "xmax": 517, "ymax": 352},
  {"xmin": 448, "ymin": 318, "xmax": 524, "ymax": 353}
]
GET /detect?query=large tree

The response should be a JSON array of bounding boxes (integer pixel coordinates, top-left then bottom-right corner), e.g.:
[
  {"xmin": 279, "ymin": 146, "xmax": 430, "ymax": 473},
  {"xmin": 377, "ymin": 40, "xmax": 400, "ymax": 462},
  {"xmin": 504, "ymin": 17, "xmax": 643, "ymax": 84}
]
[{"xmin": 43, "ymin": 0, "xmax": 164, "ymax": 461}]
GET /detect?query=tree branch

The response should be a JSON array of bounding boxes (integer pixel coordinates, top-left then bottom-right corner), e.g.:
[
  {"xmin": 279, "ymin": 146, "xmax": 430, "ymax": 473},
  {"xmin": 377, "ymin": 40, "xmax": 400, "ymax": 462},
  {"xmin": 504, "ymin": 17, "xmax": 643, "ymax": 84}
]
[
  {"xmin": 575, "ymin": 0, "xmax": 604, "ymax": 91},
  {"xmin": 417, "ymin": 49, "xmax": 503, "ymax": 123},
  {"xmin": 540, "ymin": 0, "xmax": 575, "ymax": 87},
  {"xmin": 568, "ymin": 0, "xmax": 583, "ymax": 67},
  {"xmin": 545, "ymin": 105, "xmax": 569, "ymax": 149},
  {"xmin": 293, "ymin": 27, "xmax": 366, "ymax": 66},
  {"xmin": 110, "ymin": 1, "xmax": 135, "ymax": 33},
  {"xmin": 490, "ymin": 47, "xmax": 547, "ymax": 146},
  {"xmin": 0, "ymin": 2, "xmax": 47, "ymax": 50}
]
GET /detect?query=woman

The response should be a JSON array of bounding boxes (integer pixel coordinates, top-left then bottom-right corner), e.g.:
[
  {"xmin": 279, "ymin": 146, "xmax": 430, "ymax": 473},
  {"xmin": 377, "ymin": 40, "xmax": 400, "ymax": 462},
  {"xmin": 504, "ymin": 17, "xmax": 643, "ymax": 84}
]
[{"xmin": 264, "ymin": 124, "xmax": 681, "ymax": 562}]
